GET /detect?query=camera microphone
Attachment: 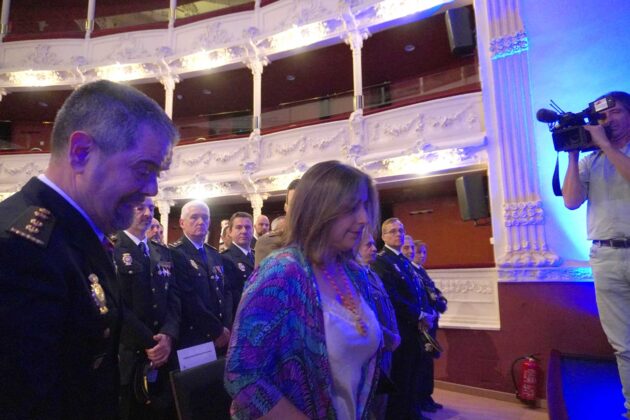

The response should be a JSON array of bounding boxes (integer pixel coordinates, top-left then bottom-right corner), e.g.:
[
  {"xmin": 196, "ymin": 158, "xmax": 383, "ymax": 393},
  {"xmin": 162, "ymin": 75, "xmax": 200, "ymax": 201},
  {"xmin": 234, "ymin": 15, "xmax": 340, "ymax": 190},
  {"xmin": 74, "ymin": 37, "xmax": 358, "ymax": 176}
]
[{"xmin": 536, "ymin": 108, "xmax": 560, "ymax": 123}]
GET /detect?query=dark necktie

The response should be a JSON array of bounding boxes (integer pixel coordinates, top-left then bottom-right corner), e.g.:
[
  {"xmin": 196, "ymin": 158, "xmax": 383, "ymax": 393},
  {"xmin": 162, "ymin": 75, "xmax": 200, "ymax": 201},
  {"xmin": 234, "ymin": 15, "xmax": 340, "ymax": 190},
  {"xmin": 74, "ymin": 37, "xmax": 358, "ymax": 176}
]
[
  {"xmin": 198, "ymin": 246, "xmax": 208, "ymax": 268},
  {"xmin": 247, "ymin": 251, "xmax": 254, "ymax": 265},
  {"xmin": 138, "ymin": 242, "xmax": 149, "ymax": 258}
]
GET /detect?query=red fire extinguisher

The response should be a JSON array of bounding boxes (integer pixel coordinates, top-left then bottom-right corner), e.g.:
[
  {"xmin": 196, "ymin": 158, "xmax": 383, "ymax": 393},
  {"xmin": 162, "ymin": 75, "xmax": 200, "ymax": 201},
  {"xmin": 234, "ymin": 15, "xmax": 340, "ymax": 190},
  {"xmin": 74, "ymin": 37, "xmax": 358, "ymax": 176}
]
[{"xmin": 511, "ymin": 355, "xmax": 540, "ymax": 403}]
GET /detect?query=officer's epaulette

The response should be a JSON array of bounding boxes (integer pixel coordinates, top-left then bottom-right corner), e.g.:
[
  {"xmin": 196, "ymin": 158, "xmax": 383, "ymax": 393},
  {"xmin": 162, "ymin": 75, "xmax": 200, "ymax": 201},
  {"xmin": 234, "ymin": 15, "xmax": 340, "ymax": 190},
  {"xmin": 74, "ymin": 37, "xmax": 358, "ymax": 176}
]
[
  {"xmin": 150, "ymin": 239, "xmax": 167, "ymax": 249},
  {"xmin": 169, "ymin": 239, "xmax": 183, "ymax": 248},
  {"xmin": 7, "ymin": 206, "xmax": 55, "ymax": 247}
]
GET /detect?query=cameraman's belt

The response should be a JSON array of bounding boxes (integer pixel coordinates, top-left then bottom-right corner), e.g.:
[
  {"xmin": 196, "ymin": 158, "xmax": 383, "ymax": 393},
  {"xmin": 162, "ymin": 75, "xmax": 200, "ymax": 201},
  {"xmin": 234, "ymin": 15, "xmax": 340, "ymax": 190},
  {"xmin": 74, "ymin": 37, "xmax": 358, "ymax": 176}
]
[{"xmin": 593, "ymin": 239, "xmax": 630, "ymax": 248}]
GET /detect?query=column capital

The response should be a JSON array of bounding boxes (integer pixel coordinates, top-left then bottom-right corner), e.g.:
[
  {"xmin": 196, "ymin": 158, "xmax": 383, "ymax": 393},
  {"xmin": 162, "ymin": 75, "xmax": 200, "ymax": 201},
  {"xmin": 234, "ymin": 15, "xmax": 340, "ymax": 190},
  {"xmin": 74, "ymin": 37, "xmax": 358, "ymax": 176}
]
[
  {"xmin": 158, "ymin": 73, "xmax": 180, "ymax": 92},
  {"xmin": 343, "ymin": 29, "xmax": 370, "ymax": 52}
]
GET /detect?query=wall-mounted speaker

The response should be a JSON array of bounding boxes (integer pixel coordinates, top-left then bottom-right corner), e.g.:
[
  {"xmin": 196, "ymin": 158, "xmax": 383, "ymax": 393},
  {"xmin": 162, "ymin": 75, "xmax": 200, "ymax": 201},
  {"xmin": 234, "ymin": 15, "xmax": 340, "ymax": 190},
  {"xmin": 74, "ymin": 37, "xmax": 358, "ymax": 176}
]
[
  {"xmin": 445, "ymin": 7, "xmax": 476, "ymax": 56},
  {"xmin": 0, "ymin": 121, "xmax": 12, "ymax": 149},
  {"xmin": 456, "ymin": 173, "xmax": 489, "ymax": 221}
]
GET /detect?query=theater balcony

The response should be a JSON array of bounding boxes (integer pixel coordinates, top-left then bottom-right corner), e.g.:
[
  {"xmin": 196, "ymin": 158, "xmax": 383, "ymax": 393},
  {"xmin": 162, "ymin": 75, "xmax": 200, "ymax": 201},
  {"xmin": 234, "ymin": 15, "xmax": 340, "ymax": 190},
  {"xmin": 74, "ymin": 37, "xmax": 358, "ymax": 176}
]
[{"xmin": 0, "ymin": 0, "xmax": 623, "ymax": 407}]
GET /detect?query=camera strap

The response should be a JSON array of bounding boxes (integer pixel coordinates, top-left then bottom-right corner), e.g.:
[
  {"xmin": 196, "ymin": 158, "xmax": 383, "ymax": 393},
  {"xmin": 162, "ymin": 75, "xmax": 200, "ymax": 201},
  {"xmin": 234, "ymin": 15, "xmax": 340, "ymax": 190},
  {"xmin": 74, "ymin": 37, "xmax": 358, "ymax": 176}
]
[{"xmin": 552, "ymin": 153, "xmax": 563, "ymax": 196}]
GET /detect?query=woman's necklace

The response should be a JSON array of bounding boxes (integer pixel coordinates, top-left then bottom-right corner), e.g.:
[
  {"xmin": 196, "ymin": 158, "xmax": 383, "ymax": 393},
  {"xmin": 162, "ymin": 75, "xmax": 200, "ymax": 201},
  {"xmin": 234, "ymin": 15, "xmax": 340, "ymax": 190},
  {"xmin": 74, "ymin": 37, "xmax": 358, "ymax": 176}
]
[{"xmin": 323, "ymin": 263, "xmax": 368, "ymax": 336}]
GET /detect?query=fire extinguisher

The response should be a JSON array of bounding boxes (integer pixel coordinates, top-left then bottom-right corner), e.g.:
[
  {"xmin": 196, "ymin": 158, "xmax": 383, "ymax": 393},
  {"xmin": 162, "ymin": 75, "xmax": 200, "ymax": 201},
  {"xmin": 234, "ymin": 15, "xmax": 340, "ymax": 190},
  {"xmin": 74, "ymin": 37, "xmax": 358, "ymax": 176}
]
[{"xmin": 511, "ymin": 355, "xmax": 540, "ymax": 403}]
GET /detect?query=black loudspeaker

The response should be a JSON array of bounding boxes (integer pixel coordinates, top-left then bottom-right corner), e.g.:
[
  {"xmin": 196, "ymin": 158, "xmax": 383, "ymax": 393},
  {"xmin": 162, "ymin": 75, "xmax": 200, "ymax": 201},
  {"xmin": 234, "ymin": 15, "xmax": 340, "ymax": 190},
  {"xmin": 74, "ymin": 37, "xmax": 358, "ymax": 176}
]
[
  {"xmin": 455, "ymin": 174, "xmax": 489, "ymax": 221},
  {"xmin": 0, "ymin": 121, "xmax": 11, "ymax": 142},
  {"xmin": 445, "ymin": 7, "xmax": 476, "ymax": 56}
]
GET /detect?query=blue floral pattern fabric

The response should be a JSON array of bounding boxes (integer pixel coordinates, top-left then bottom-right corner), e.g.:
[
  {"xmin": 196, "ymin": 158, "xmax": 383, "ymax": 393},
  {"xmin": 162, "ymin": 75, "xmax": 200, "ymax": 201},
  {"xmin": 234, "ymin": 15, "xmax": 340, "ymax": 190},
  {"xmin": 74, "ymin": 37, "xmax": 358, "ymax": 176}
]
[{"xmin": 225, "ymin": 246, "xmax": 380, "ymax": 419}]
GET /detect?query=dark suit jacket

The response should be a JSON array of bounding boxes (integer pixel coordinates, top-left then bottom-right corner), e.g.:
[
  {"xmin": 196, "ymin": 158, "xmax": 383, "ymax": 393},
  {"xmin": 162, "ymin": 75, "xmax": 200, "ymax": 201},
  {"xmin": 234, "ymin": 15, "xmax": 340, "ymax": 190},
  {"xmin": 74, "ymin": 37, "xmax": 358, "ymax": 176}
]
[
  {"xmin": 169, "ymin": 236, "xmax": 231, "ymax": 349},
  {"xmin": 0, "ymin": 177, "xmax": 122, "ymax": 420},
  {"xmin": 114, "ymin": 232, "xmax": 181, "ymax": 384},
  {"xmin": 371, "ymin": 247, "xmax": 432, "ymax": 337},
  {"xmin": 221, "ymin": 245, "xmax": 254, "ymax": 317}
]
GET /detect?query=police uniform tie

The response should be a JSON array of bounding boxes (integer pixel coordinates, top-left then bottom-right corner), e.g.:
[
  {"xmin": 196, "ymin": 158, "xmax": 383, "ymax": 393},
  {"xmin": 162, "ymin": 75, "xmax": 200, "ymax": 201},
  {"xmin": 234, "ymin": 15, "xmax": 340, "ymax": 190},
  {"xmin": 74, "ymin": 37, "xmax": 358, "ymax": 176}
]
[
  {"xmin": 198, "ymin": 246, "xmax": 208, "ymax": 268},
  {"xmin": 248, "ymin": 251, "xmax": 254, "ymax": 265},
  {"xmin": 138, "ymin": 241, "xmax": 149, "ymax": 258}
]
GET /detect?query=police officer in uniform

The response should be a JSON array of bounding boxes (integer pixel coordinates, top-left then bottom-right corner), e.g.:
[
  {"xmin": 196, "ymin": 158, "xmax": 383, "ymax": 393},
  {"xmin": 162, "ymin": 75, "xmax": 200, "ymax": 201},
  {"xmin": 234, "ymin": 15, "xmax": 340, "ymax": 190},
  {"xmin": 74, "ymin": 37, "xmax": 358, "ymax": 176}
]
[
  {"xmin": 0, "ymin": 80, "xmax": 178, "ymax": 419},
  {"xmin": 221, "ymin": 212, "xmax": 255, "ymax": 317},
  {"xmin": 114, "ymin": 197, "xmax": 180, "ymax": 420},
  {"xmin": 372, "ymin": 218, "xmax": 437, "ymax": 420},
  {"xmin": 170, "ymin": 200, "xmax": 231, "ymax": 353},
  {"xmin": 402, "ymin": 236, "xmax": 447, "ymax": 414}
]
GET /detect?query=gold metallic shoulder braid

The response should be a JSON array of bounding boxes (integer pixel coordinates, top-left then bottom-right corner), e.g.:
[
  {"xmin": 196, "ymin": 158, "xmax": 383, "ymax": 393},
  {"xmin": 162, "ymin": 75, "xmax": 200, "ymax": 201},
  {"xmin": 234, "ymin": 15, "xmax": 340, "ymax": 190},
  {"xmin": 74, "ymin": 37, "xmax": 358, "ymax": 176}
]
[{"xmin": 8, "ymin": 206, "xmax": 55, "ymax": 247}]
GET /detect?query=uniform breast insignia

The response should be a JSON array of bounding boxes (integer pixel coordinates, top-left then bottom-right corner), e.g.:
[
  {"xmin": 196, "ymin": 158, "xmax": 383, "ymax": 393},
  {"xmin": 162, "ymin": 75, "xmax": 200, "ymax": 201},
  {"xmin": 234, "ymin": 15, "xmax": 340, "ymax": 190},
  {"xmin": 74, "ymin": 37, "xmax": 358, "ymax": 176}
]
[
  {"xmin": 393, "ymin": 263, "xmax": 401, "ymax": 273},
  {"xmin": 157, "ymin": 261, "xmax": 172, "ymax": 277},
  {"xmin": 8, "ymin": 206, "xmax": 55, "ymax": 247},
  {"xmin": 88, "ymin": 273, "xmax": 109, "ymax": 315},
  {"xmin": 122, "ymin": 253, "xmax": 133, "ymax": 266},
  {"xmin": 237, "ymin": 262, "xmax": 246, "ymax": 272},
  {"xmin": 213, "ymin": 266, "xmax": 224, "ymax": 276},
  {"xmin": 190, "ymin": 259, "xmax": 199, "ymax": 270}
]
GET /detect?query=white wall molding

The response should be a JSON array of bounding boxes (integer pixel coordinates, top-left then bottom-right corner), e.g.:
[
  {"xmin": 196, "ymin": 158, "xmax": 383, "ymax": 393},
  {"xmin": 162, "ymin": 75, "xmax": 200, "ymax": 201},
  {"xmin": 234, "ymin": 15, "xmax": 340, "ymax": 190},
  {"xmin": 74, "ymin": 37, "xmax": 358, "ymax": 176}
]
[{"xmin": 429, "ymin": 268, "xmax": 500, "ymax": 330}]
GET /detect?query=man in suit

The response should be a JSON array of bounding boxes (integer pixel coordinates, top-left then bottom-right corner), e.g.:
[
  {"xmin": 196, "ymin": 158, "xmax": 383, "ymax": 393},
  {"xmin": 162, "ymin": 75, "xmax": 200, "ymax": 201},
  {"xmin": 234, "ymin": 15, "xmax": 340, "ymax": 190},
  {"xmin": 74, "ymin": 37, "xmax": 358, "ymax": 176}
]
[
  {"xmin": 222, "ymin": 212, "xmax": 255, "ymax": 316},
  {"xmin": 0, "ymin": 80, "xmax": 178, "ymax": 419},
  {"xmin": 402, "ymin": 235, "xmax": 447, "ymax": 413},
  {"xmin": 254, "ymin": 179, "xmax": 299, "ymax": 267},
  {"xmin": 114, "ymin": 197, "xmax": 180, "ymax": 420},
  {"xmin": 169, "ymin": 200, "xmax": 231, "ymax": 353},
  {"xmin": 251, "ymin": 214, "xmax": 269, "ymax": 249},
  {"xmin": 372, "ymin": 218, "xmax": 437, "ymax": 420}
]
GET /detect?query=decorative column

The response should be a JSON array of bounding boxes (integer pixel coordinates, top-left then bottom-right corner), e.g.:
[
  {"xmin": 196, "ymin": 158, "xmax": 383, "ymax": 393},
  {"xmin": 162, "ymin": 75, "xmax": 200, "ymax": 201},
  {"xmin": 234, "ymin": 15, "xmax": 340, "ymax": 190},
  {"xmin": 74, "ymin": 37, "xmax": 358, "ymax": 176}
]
[
  {"xmin": 159, "ymin": 73, "xmax": 179, "ymax": 119},
  {"xmin": 0, "ymin": 0, "xmax": 10, "ymax": 39},
  {"xmin": 243, "ymin": 48, "xmax": 269, "ymax": 174},
  {"xmin": 343, "ymin": 28, "xmax": 370, "ymax": 165},
  {"xmin": 246, "ymin": 193, "xmax": 268, "ymax": 222},
  {"xmin": 155, "ymin": 198, "xmax": 172, "ymax": 243},
  {"xmin": 168, "ymin": 0, "xmax": 176, "ymax": 29},
  {"xmin": 85, "ymin": 0, "xmax": 95, "ymax": 39},
  {"xmin": 479, "ymin": 0, "xmax": 560, "ymax": 270}
]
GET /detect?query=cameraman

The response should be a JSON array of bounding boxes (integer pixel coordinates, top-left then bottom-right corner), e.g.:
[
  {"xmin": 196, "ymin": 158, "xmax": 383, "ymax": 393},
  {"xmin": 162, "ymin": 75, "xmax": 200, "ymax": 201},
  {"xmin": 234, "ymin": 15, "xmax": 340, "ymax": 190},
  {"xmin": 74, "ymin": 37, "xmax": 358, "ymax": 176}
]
[{"xmin": 562, "ymin": 91, "xmax": 630, "ymax": 413}]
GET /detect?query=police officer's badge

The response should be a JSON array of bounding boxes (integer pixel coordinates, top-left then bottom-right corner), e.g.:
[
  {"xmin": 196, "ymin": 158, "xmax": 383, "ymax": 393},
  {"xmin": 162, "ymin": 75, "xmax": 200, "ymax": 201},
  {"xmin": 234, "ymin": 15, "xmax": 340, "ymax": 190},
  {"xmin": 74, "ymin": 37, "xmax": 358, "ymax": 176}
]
[
  {"xmin": 122, "ymin": 253, "xmax": 133, "ymax": 266},
  {"xmin": 88, "ymin": 273, "xmax": 108, "ymax": 315},
  {"xmin": 237, "ymin": 262, "xmax": 246, "ymax": 272}
]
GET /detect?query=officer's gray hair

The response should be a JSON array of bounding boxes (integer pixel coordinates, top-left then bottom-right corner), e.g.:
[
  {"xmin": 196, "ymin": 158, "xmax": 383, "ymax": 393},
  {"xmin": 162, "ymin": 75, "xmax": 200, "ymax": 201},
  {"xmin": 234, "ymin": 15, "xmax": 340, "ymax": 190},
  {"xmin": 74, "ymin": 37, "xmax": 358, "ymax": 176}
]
[
  {"xmin": 180, "ymin": 200, "xmax": 210, "ymax": 221},
  {"xmin": 51, "ymin": 80, "xmax": 178, "ymax": 157}
]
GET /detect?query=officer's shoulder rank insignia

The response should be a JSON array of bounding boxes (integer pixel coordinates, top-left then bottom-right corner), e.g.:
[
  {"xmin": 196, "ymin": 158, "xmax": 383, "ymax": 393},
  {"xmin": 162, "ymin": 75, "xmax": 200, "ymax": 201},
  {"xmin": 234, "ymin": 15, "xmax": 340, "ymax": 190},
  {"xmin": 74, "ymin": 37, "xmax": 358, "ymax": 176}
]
[{"xmin": 8, "ymin": 206, "xmax": 55, "ymax": 247}]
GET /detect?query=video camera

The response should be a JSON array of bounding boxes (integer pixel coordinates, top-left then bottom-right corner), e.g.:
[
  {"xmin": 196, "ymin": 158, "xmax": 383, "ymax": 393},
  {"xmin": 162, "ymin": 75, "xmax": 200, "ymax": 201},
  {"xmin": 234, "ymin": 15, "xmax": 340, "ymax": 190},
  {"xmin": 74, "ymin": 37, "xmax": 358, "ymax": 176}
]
[{"xmin": 536, "ymin": 96, "xmax": 616, "ymax": 152}]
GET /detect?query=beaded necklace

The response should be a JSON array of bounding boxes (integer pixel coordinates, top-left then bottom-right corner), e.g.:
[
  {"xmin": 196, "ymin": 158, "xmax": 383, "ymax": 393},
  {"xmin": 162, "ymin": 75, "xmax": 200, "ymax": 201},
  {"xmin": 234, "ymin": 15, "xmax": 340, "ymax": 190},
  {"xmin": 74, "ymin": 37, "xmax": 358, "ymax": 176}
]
[{"xmin": 323, "ymin": 263, "xmax": 368, "ymax": 337}]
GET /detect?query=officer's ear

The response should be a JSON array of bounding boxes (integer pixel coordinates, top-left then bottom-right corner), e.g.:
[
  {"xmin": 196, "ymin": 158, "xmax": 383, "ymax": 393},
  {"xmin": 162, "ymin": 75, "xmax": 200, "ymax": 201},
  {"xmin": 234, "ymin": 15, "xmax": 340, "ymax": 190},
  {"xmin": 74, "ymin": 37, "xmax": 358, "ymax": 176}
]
[{"xmin": 68, "ymin": 131, "xmax": 95, "ymax": 172}]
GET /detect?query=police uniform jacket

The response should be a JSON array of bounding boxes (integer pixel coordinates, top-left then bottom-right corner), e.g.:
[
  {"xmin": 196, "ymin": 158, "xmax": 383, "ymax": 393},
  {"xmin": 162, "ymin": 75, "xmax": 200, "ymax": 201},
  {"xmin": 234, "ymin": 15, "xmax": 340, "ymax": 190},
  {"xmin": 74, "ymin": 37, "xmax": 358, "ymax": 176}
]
[
  {"xmin": 413, "ymin": 264, "xmax": 448, "ymax": 314},
  {"xmin": 114, "ymin": 232, "xmax": 180, "ymax": 385},
  {"xmin": 221, "ymin": 244, "xmax": 254, "ymax": 317},
  {"xmin": 0, "ymin": 177, "xmax": 122, "ymax": 420},
  {"xmin": 169, "ymin": 236, "xmax": 231, "ymax": 349},
  {"xmin": 371, "ymin": 246, "xmax": 432, "ymax": 338}
]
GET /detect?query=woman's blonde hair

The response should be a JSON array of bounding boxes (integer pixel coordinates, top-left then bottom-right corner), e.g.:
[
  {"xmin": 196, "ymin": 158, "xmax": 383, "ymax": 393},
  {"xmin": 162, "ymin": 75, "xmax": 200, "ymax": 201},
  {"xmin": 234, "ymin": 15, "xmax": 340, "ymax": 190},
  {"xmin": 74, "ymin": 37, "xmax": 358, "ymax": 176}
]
[{"xmin": 286, "ymin": 160, "xmax": 379, "ymax": 264}]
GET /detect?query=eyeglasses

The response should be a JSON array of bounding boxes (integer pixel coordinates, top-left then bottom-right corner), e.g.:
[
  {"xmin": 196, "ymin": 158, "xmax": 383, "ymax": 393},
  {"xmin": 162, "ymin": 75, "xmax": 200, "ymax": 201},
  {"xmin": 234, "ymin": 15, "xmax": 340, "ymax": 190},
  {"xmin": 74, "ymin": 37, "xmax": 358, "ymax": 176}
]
[{"xmin": 384, "ymin": 228, "xmax": 405, "ymax": 235}]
